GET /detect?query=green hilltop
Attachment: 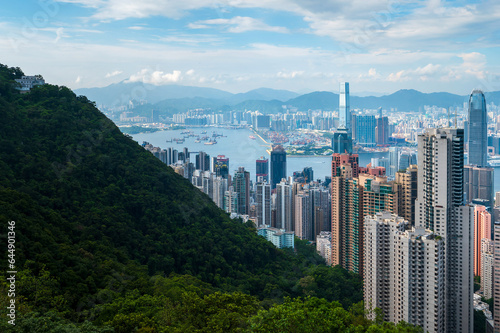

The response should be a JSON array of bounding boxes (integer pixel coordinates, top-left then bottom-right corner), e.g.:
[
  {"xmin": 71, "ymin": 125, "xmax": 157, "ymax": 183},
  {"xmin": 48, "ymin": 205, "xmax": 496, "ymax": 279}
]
[{"xmin": 0, "ymin": 64, "xmax": 421, "ymax": 332}]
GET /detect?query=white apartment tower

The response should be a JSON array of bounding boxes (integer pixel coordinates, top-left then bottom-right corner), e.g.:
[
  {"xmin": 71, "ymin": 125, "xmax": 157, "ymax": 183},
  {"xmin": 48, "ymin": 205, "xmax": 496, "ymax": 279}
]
[
  {"xmin": 275, "ymin": 179, "xmax": 294, "ymax": 231},
  {"xmin": 415, "ymin": 128, "xmax": 474, "ymax": 332},
  {"xmin": 364, "ymin": 212, "xmax": 446, "ymax": 332},
  {"xmin": 255, "ymin": 179, "xmax": 271, "ymax": 226}
]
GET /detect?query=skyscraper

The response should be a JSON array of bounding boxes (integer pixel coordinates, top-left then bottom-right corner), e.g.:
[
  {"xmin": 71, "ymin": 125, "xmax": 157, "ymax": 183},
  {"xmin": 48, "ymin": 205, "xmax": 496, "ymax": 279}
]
[
  {"xmin": 256, "ymin": 157, "xmax": 269, "ymax": 182},
  {"xmin": 333, "ymin": 82, "xmax": 353, "ymax": 153},
  {"xmin": 474, "ymin": 205, "xmax": 491, "ymax": 277},
  {"xmin": 364, "ymin": 213, "xmax": 446, "ymax": 332},
  {"xmin": 395, "ymin": 165, "xmax": 418, "ymax": 226},
  {"xmin": 294, "ymin": 190, "xmax": 313, "ymax": 241},
  {"xmin": 270, "ymin": 145, "xmax": 286, "ymax": 189},
  {"xmin": 376, "ymin": 116, "xmax": 389, "ymax": 145},
  {"xmin": 331, "ymin": 128, "xmax": 353, "ymax": 154},
  {"xmin": 355, "ymin": 115, "xmax": 376, "ymax": 146},
  {"xmin": 233, "ymin": 167, "xmax": 250, "ymax": 215},
  {"xmin": 339, "ymin": 82, "xmax": 350, "ymax": 131},
  {"xmin": 275, "ymin": 178, "xmax": 294, "ymax": 231},
  {"xmin": 213, "ymin": 155, "xmax": 229, "ymax": 179},
  {"xmin": 195, "ymin": 151, "xmax": 210, "ymax": 171},
  {"xmin": 464, "ymin": 165, "xmax": 494, "ymax": 210},
  {"xmin": 415, "ymin": 128, "xmax": 473, "ymax": 332},
  {"xmin": 256, "ymin": 179, "xmax": 271, "ymax": 226},
  {"xmin": 468, "ymin": 89, "xmax": 488, "ymax": 167}
]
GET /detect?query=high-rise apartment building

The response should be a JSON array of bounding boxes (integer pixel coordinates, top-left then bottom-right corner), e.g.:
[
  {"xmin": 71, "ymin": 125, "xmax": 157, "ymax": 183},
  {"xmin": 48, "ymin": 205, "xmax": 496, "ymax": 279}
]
[
  {"xmin": 493, "ymin": 223, "xmax": 500, "ymax": 332},
  {"xmin": 331, "ymin": 170, "xmax": 399, "ymax": 275},
  {"xmin": 481, "ymin": 238, "xmax": 494, "ymax": 299},
  {"xmin": 364, "ymin": 212, "xmax": 446, "ymax": 332},
  {"xmin": 474, "ymin": 205, "xmax": 492, "ymax": 276},
  {"xmin": 256, "ymin": 179, "xmax": 271, "ymax": 226},
  {"xmin": 415, "ymin": 128, "xmax": 473, "ymax": 332},
  {"xmin": 468, "ymin": 89, "xmax": 488, "ymax": 167},
  {"xmin": 395, "ymin": 165, "xmax": 418, "ymax": 226},
  {"xmin": 275, "ymin": 178, "xmax": 294, "ymax": 231},
  {"xmin": 294, "ymin": 190, "xmax": 313, "ymax": 241},
  {"xmin": 212, "ymin": 176, "xmax": 228, "ymax": 210},
  {"xmin": 270, "ymin": 145, "xmax": 286, "ymax": 189},
  {"xmin": 233, "ymin": 167, "xmax": 250, "ymax": 215},
  {"xmin": 224, "ymin": 186, "xmax": 238, "ymax": 214}
]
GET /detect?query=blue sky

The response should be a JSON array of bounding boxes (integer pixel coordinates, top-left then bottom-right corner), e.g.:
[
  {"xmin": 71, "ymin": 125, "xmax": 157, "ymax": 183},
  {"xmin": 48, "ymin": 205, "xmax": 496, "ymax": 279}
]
[{"xmin": 1, "ymin": 0, "xmax": 500, "ymax": 95}]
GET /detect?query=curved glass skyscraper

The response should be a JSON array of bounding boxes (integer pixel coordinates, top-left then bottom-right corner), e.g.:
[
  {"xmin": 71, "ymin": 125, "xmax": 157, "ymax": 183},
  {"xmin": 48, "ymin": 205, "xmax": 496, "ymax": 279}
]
[{"xmin": 468, "ymin": 89, "xmax": 488, "ymax": 167}]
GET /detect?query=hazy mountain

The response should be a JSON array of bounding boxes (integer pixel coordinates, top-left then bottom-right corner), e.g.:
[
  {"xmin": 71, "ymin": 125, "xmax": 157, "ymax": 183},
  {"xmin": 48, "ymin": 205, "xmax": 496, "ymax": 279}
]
[
  {"xmin": 77, "ymin": 82, "xmax": 500, "ymax": 116},
  {"xmin": 75, "ymin": 82, "xmax": 234, "ymax": 107},
  {"xmin": 228, "ymin": 88, "xmax": 299, "ymax": 104},
  {"xmin": 75, "ymin": 82, "xmax": 298, "ymax": 110},
  {"xmin": 286, "ymin": 91, "xmax": 339, "ymax": 110}
]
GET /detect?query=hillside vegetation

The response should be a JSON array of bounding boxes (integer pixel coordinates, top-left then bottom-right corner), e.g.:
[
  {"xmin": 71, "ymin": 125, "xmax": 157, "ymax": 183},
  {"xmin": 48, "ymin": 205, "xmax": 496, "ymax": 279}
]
[{"xmin": 0, "ymin": 64, "xmax": 421, "ymax": 332}]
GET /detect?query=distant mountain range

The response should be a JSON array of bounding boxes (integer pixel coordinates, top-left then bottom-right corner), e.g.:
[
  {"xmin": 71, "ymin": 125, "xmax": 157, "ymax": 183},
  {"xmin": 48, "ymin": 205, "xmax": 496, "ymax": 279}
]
[{"xmin": 75, "ymin": 82, "xmax": 500, "ymax": 117}]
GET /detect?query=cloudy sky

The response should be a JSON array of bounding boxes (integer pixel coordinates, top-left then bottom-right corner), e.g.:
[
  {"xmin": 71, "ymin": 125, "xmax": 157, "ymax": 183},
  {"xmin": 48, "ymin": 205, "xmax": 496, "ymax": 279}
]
[{"xmin": 2, "ymin": 0, "xmax": 500, "ymax": 95}]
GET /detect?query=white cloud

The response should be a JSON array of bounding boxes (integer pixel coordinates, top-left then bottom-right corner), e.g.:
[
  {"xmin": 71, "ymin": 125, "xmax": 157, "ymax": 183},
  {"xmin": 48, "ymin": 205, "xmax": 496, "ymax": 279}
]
[
  {"xmin": 105, "ymin": 70, "xmax": 122, "ymax": 78},
  {"xmin": 459, "ymin": 52, "xmax": 487, "ymax": 80},
  {"xmin": 128, "ymin": 26, "xmax": 147, "ymax": 30},
  {"xmin": 75, "ymin": 75, "xmax": 82, "ymax": 83},
  {"xmin": 387, "ymin": 64, "xmax": 442, "ymax": 82},
  {"xmin": 186, "ymin": 69, "xmax": 195, "ymax": 75},
  {"xmin": 126, "ymin": 68, "xmax": 182, "ymax": 85},
  {"xmin": 159, "ymin": 34, "xmax": 224, "ymax": 44},
  {"xmin": 276, "ymin": 71, "xmax": 304, "ymax": 79},
  {"xmin": 188, "ymin": 16, "xmax": 288, "ymax": 33}
]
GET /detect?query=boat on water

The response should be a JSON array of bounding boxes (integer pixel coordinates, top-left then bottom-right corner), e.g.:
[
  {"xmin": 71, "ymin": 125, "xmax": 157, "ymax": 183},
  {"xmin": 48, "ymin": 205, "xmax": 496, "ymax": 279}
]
[
  {"xmin": 249, "ymin": 135, "xmax": 256, "ymax": 140},
  {"xmin": 204, "ymin": 139, "xmax": 217, "ymax": 145}
]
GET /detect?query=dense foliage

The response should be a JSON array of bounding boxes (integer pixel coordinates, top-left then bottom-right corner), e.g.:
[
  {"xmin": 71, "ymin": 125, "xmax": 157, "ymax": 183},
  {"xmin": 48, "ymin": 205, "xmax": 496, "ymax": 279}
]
[{"xmin": 0, "ymin": 64, "xmax": 419, "ymax": 331}]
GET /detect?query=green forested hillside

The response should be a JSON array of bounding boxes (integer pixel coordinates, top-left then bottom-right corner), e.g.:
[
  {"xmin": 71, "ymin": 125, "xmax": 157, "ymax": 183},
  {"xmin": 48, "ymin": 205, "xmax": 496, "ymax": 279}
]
[{"xmin": 0, "ymin": 64, "xmax": 421, "ymax": 332}]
